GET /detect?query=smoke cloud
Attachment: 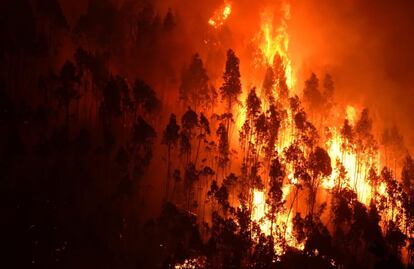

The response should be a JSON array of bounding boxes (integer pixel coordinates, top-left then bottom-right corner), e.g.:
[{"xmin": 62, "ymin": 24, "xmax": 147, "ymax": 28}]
[{"xmin": 288, "ymin": 0, "xmax": 414, "ymax": 151}]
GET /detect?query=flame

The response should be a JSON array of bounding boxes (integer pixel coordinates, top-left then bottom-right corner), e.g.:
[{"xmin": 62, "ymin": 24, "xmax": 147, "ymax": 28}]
[
  {"xmin": 288, "ymin": 171, "xmax": 298, "ymax": 185},
  {"xmin": 324, "ymin": 123, "xmax": 380, "ymax": 205},
  {"xmin": 174, "ymin": 257, "xmax": 206, "ymax": 268},
  {"xmin": 346, "ymin": 105, "xmax": 357, "ymax": 124},
  {"xmin": 253, "ymin": 189, "xmax": 265, "ymax": 206},
  {"xmin": 257, "ymin": 3, "xmax": 295, "ymax": 88},
  {"xmin": 252, "ymin": 188, "xmax": 304, "ymax": 253},
  {"xmin": 208, "ymin": 2, "xmax": 232, "ymax": 28},
  {"xmin": 252, "ymin": 189, "xmax": 269, "ymax": 232}
]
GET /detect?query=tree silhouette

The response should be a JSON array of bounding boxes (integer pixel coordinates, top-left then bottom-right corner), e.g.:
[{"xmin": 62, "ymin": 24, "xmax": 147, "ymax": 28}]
[
  {"xmin": 195, "ymin": 113, "xmax": 210, "ymax": 165},
  {"xmin": 251, "ymin": 234, "xmax": 275, "ymax": 268},
  {"xmin": 132, "ymin": 79, "xmax": 160, "ymax": 116},
  {"xmin": 294, "ymin": 109, "xmax": 319, "ymax": 148},
  {"xmin": 180, "ymin": 107, "xmax": 198, "ymax": 164},
  {"xmin": 340, "ymin": 118, "xmax": 354, "ymax": 152},
  {"xmin": 401, "ymin": 156, "xmax": 414, "ymax": 239},
  {"xmin": 355, "ymin": 108, "xmax": 377, "ymax": 159},
  {"xmin": 367, "ymin": 166, "xmax": 380, "ymax": 196},
  {"xmin": 240, "ymin": 88, "xmax": 261, "ymax": 155},
  {"xmin": 264, "ymin": 104, "xmax": 282, "ymax": 159},
  {"xmin": 223, "ymin": 173, "xmax": 238, "ymax": 203},
  {"xmin": 267, "ymin": 157, "xmax": 286, "ymax": 237},
  {"xmin": 308, "ymin": 147, "xmax": 332, "ymax": 214},
  {"xmin": 381, "ymin": 125, "xmax": 404, "ymax": 171},
  {"xmin": 179, "ymin": 54, "xmax": 210, "ymax": 111},
  {"xmin": 322, "ymin": 73, "xmax": 334, "ymax": 111},
  {"xmin": 180, "ymin": 131, "xmax": 192, "ymax": 164},
  {"xmin": 220, "ymin": 49, "xmax": 242, "ymax": 113},
  {"xmin": 131, "ymin": 116, "xmax": 156, "ymax": 176},
  {"xmin": 216, "ymin": 123, "xmax": 230, "ymax": 170},
  {"xmin": 162, "ymin": 113, "xmax": 180, "ymax": 200},
  {"xmin": 385, "ymin": 221, "xmax": 406, "ymax": 257},
  {"xmin": 380, "ymin": 167, "xmax": 404, "ymax": 226},
  {"xmin": 208, "ymin": 180, "xmax": 231, "ymax": 213},
  {"xmin": 246, "ymin": 87, "xmax": 262, "ymax": 120},
  {"xmin": 303, "ymin": 73, "xmax": 322, "ymax": 113},
  {"xmin": 181, "ymin": 107, "xmax": 198, "ymax": 131},
  {"xmin": 289, "ymin": 95, "xmax": 301, "ymax": 114}
]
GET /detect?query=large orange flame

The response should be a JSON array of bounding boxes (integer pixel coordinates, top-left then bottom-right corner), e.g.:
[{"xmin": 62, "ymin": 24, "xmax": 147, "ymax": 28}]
[
  {"xmin": 257, "ymin": 3, "xmax": 295, "ymax": 88},
  {"xmin": 322, "ymin": 106, "xmax": 381, "ymax": 205}
]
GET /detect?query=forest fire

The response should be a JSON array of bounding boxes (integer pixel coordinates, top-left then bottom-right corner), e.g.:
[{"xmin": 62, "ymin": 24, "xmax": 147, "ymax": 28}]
[
  {"xmin": 208, "ymin": 1, "xmax": 232, "ymax": 28},
  {"xmin": 2, "ymin": 0, "xmax": 414, "ymax": 268}
]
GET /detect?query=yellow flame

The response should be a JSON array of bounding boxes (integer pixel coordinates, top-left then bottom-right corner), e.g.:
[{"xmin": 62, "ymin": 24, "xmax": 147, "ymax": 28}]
[
  {"xmin": 258, "ymin": 3, "xmax": 295, "ymax": 88},
  {"xmin": 324, "ymin": 124, "xmax": 380, "ymax": 205},
  {"xmin": 208, "ymin": 2, "xmax": 232, "ymax": 28},
  {"xmin": 253, "ymin": 189, "xmax": 265, "ymax": 205},
  {"xmin": 174, "ymin": 257, "xmax": 206, "ymax": 268},
  {"xmin": 346, "ymin": 105, "xmax": 357, "ymax": 124},
  {"xmin": 252, "ymin": 188, "xmax": 304, "ymax": 253}
]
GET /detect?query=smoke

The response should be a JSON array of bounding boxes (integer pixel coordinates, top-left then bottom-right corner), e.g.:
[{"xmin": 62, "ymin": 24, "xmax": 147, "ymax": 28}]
[{"xmin": 288, "ymin": 0, "xmax": 414, "ymax": 152}]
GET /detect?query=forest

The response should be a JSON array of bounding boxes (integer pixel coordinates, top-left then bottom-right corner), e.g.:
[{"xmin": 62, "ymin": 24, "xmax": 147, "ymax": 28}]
[{"xmin": 1, "ymin": 0, "xmax": 414, "ymax": 268}]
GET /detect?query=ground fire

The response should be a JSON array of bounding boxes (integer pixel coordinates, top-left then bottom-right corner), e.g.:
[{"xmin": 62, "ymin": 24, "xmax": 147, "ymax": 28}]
[{"xmin": 2, "ymin": 0, "xmax": 414, "ymax": 268}]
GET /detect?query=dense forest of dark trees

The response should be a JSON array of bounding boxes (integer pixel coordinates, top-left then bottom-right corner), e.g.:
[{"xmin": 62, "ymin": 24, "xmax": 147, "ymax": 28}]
[{"xmin": 1, "ymin": 1, "xmax": 414, "ymax": 268}]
